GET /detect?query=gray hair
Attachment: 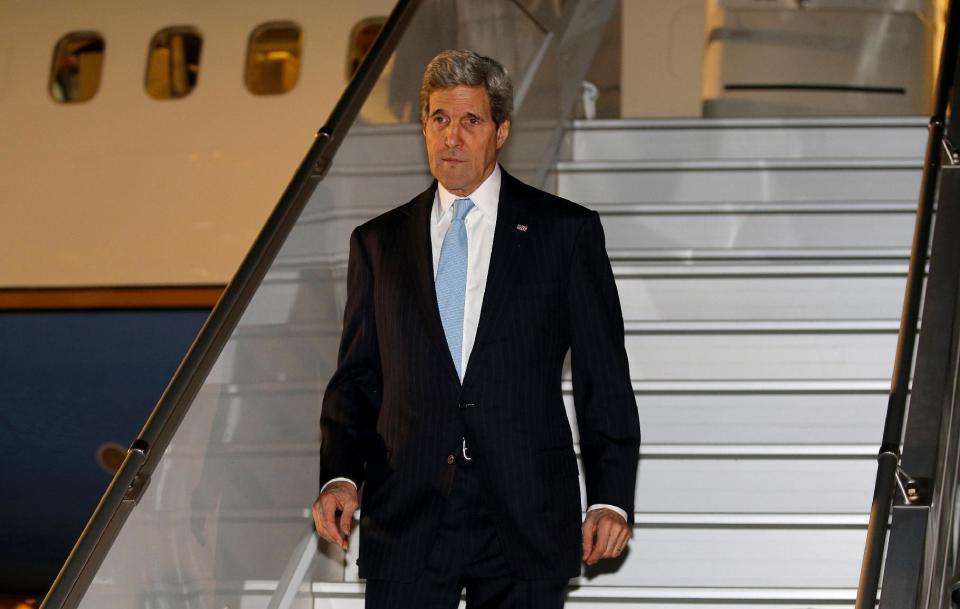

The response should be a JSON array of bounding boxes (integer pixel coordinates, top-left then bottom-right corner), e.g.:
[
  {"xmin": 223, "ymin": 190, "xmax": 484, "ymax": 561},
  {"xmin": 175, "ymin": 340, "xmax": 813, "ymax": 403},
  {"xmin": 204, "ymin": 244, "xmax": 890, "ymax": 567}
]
[{"xmin": 419, "ymin": 49, "xmax": 514, "ymax": 127}]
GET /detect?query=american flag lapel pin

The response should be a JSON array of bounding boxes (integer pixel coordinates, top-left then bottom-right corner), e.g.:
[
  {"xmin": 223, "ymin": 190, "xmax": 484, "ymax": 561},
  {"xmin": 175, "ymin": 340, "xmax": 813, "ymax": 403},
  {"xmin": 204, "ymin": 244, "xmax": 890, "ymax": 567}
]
[{"xmin": 516, "ymin": 223, "xmax": 528, "ymax": 232}]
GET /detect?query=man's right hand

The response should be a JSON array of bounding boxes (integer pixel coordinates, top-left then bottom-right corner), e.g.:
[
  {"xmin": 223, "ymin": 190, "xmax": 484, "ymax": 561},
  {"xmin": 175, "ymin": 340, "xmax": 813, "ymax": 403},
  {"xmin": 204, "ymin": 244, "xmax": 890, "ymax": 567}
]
[{"xmin": 312, "ymin": 481, "xmax": 359, "ymax": 550}]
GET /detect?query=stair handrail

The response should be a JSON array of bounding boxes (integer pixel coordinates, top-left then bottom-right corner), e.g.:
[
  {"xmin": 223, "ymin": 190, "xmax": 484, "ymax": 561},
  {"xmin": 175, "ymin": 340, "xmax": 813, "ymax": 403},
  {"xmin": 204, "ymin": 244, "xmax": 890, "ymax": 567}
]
[
  {"xmin": 38, "ymin": 2, "xmax": 420, "ymax": 608},
  {"xmin": 855, "ymin": 1, "xmax": 960, "ymax": 606}
]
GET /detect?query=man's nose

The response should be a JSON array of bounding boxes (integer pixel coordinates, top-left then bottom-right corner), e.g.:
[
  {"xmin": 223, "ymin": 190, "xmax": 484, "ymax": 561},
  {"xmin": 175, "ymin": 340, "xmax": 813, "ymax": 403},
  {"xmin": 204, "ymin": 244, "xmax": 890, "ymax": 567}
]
[{"xmin": 443, "ymin": 123, "xmax": 462, "ymax": 148}]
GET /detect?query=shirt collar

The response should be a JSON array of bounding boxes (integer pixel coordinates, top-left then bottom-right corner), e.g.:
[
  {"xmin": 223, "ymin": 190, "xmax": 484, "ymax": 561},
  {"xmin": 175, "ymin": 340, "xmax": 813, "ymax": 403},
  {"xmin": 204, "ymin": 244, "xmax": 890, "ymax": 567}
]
[{"xmin": 434, "ymin": 163, "xmax": 501, "ymax": 226}]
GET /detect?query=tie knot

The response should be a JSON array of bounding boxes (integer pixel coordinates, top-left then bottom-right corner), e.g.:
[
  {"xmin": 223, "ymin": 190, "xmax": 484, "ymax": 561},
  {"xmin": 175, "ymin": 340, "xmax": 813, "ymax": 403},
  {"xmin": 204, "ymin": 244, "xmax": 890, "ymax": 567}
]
[{"xmin": 453, "ymin": 198, "xmax": 474, "ymax": 222}]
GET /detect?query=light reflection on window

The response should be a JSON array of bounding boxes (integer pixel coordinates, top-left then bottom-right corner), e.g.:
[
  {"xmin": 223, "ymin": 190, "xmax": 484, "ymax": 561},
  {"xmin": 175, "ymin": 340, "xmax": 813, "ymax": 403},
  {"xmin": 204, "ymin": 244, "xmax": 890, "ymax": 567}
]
[
  {"xmin": 347, "ymin": 17, "xmax": 385, "ymax": 79},
  {"xmin": 145, "ymin": 27, "xmax": 203, "ymax": 100},
  {"xmin": 246, "ymin": 22, "xmax": 302, "ymax": 95},
  {"xmin": 50, "ymin": 32, "xmax": 105, "ymax": 103}
]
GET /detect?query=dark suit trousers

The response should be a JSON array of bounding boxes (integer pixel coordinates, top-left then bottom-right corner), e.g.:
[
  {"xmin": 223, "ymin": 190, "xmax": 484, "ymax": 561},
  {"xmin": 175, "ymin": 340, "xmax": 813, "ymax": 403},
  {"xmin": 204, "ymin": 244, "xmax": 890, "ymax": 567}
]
[{"xmin": 363, "ymin": 445, "xmax": 570, "ymax": 609}]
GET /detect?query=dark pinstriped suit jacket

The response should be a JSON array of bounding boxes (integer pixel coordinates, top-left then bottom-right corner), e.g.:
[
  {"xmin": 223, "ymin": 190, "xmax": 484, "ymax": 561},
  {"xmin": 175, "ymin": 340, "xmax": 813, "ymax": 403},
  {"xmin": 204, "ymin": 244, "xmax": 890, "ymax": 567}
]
[{"xmin": 319, "ymin": 168, "xmax": 640, "ymax": 582}]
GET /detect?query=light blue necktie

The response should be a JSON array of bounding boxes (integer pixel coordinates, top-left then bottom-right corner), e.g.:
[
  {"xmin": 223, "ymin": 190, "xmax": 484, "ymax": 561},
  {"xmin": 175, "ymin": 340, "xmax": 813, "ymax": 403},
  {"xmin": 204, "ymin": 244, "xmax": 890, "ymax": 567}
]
[{"xmin": 436, "ymin": 197, "xmax": 474, "ymax": 380}]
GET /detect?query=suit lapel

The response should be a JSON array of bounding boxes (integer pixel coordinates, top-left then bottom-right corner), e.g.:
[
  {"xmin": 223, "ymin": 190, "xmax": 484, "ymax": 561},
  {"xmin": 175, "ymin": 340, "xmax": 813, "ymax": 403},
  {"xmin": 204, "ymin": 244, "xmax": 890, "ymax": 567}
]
[
  {"xmin": 401, "ymin": 181, "xmax": 461, "ymax": 384},
  {"xmin": 463, "ymin": 170, "xmax": 530, "ymax": 382}
]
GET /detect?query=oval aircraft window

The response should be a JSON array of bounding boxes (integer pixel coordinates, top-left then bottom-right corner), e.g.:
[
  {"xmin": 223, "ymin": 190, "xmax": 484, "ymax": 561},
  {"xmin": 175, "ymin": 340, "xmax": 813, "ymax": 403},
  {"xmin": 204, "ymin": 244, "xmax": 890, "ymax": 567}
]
[
  {"xmin": 145, "ymin": 27, "xmax": 203, "ymax": 99},
  {"xmin": 50, "ymin": 32, "xmax": 105, "ymax": 103},
  {"xmin": 347, "ymin": 17, "xmax": 386, "ymax": 78},
  {"xmin": 245, "ymin": 22, "xmax": 302, "ymax": 95}
]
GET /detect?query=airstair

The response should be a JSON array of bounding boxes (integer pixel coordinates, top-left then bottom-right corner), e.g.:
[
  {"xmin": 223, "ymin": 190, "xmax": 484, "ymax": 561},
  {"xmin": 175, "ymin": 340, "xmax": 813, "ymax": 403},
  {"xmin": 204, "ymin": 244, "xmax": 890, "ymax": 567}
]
[{"xmin": 38, "ymin": 0, "xmax": 960, "ymax": 608}]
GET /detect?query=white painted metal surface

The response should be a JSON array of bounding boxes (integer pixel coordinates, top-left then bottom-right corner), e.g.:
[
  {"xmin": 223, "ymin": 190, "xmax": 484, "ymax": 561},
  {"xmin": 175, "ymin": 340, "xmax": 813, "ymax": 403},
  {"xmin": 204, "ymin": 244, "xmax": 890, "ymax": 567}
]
[
  {"xmin": 568, "ymin": 117, "xmax": 929, "ymax": 161},
  {"xmin": 702, "ymin": 1, "xmax": 937, "ymax": 116}
]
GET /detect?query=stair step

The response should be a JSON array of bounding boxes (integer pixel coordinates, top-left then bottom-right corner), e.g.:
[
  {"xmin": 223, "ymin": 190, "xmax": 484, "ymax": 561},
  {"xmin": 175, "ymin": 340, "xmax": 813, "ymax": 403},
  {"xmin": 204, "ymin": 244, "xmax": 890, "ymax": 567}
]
[
  {"xmin": 245, "ymin": 261, "xmax": 909, "ymax": 328},
  {"xmin": 568, "ymin": 381, "xmax": 890, "ymax": 444},
  {"xmin": 610, "ymin": 247, "xmax": 910, "ymax": 261},
  {"xmin": 634, "ymin": 513, "xmax": 867, "ymax": 526},
  {"xmin": 556, "ymin": 155, "xmax": 922, "ymax": 205},
  {"xmin": 168, "ymin": 441, "xmax": 877, "ymax": 460},
  {"xmin": 172, "ymin": 444, "xmax": 874, "ymax": 515},
  {"xmin": 273, "ymin": 238, "xmax": 914, "ymax": 270},
  {"xmin": 618, "ymin": 332, "xmax": 897, "ymax": 381},
  {"xmin": 627, "ymin": 379, "xmax": 891, "ymax": 392},
  {"xmin": 158, "ymin": 506, "xmax": 870, "ymax": 528},
  {"xmin": 591, "ymin": 199, "xmax": 919, "ymax": 212},
  {"xmin": 570, "ymin": 527, "xmax": 865, "ymax": 588},
  {"xmin": 612, "ymin": 261, "xmax": 908, "ymax": 276},
  {"xmin": 209, "ymin": 378, "xmax": 891, "ymax": 394},
  {"xmin": 218, "ymin": 323, "xmax": 899, "ymax": 385},
  {"xmin": 206, "ymin": 378, "xmax": 888, "ymax": 446},
  {"xmin": 599, "ymin": 209, "xmax": 913, "ymax": 255},
  {"xmin": 229, "ymin": 581, "xmax": 861, "ymax": 608},
  {"xmin": 294, "ymin": 199, "xmax": 919, "ymax": 220},
  {"xmin": 624, "ymin": 320, "xmax": 900, "ymax": 333},
  {"xmin": 230, "ymin": 319, "xmax": 901, "ymax": 337},
  {"xmin": 568, "ymin": 116, "xmax": 927, "ymax": 162},
  {"xmin": 556, "ymin": 158, "xmax": 923, "ymax": 172},
  {"xmin": 295, "ymin": 582, "xmax": 862, "ymax": 607}
]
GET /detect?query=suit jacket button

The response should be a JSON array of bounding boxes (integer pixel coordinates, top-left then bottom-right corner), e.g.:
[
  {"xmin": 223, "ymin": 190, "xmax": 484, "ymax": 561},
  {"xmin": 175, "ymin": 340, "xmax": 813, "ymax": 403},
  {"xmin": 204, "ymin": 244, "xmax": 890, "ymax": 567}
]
[{"xmin": 447, "ymin": 454, "xmax": 456, "ymax": 464}]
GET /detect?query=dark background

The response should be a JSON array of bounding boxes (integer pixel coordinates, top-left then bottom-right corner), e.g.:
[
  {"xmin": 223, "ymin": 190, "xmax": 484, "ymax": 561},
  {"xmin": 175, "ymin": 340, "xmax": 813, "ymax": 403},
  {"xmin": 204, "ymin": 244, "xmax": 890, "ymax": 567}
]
[{"xmin": 0, "ymin": 309, "xmax": 209, "ymax": 597}]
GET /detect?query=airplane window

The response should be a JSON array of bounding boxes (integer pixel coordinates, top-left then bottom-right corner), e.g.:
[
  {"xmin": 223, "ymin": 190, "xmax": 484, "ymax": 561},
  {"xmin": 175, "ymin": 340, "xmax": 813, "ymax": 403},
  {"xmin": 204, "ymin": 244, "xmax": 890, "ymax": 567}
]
[
  {"xmin": 347, "ymin": 17, "xmax": 386, "ymax": 78},
  {"xmin": 246, "ymin": 22, "xmax": 302, "ymax": 95},
  {"xmin": 145, "ymin": 27, "xmax": 202, "ymax": 99},
  {"xmin": 50, "ymin": 32, "xmax": 105, "ymax": 103}
]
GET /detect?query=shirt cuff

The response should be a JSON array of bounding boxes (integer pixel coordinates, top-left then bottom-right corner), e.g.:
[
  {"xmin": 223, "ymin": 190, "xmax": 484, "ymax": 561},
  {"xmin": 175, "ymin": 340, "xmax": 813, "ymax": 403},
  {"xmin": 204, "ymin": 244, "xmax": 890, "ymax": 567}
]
[
  {"xmin": 320, "ymin": 477, "xmax": 357, "ymax": 494},
  {"xmin": 586, "ymin": 503, "xmax": 629, "ymax": 522}
]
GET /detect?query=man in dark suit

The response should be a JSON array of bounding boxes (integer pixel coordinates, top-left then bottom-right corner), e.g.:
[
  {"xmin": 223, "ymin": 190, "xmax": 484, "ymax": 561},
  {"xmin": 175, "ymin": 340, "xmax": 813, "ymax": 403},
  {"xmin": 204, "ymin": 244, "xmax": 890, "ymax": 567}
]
[{"xmin": 312, "ymin": 49, "xmax": 640, "ymax": 609}]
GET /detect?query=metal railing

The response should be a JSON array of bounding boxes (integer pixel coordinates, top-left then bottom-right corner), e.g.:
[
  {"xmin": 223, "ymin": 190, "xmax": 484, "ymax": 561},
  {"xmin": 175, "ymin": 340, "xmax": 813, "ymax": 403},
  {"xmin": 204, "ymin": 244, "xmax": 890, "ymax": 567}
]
[{"xmin": 856, "ymin": 1, "xmax": 960, "ymax": 607}]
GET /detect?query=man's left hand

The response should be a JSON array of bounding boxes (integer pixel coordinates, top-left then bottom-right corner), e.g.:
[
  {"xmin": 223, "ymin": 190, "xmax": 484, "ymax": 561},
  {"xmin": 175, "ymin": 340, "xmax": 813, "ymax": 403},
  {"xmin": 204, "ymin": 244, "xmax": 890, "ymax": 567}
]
[{"xmin": 581, "ymin": 508, "xmax": 630, "ymax": 565}]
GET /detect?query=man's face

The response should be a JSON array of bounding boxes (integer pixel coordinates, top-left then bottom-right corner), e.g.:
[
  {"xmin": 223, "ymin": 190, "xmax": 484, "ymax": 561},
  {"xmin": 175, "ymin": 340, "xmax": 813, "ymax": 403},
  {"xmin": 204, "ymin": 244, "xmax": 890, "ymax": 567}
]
[{"xmin": 423, "ymin": 85, "xmax": 510, "ymax": 197}]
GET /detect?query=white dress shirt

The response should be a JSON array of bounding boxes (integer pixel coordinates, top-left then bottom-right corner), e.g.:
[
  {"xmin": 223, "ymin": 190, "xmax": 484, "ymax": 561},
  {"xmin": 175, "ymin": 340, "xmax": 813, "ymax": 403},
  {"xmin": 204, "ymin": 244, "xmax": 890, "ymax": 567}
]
[
  {"xmin": 322, "ymin": 164, "xmax": 627, "ymax": 522},
  {"xmin": 431, "ymin": 164, "xmax": 500, "ymax": 377}
]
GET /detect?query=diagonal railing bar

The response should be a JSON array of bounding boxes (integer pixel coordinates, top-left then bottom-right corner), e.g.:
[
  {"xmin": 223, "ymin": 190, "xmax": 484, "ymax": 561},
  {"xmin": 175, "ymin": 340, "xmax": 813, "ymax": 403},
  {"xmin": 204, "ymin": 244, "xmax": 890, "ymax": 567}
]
[
  {"xmin": 38, "ymin": 2, "xmax": 420, "ymax": 608},
  {"xmin": 508, "ymin": 0, "xmax": 550, "ymax": 34},
  {"xmin": 856, "ymin": 1, "xmax": 960, "ymax": 607}
]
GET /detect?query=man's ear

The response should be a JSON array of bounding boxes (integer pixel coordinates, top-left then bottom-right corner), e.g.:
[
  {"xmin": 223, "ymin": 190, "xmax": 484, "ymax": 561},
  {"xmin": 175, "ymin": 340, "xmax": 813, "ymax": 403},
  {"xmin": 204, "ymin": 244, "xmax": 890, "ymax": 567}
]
[{"xmin": 496, "ymin": 119, "xmax": 511, "ymax": 150}]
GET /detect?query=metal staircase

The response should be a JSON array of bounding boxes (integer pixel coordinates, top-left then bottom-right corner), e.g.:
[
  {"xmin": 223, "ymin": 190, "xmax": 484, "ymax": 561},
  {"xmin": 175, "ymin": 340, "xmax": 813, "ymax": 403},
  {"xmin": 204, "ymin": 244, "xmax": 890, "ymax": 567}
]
[
  {"xmin": 260, "ymin": 116, "xmax": 928, "ymax": 607},
  {"xmin": 551, "ymin": 117, "xmax": 924, "ymax": 606}
]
